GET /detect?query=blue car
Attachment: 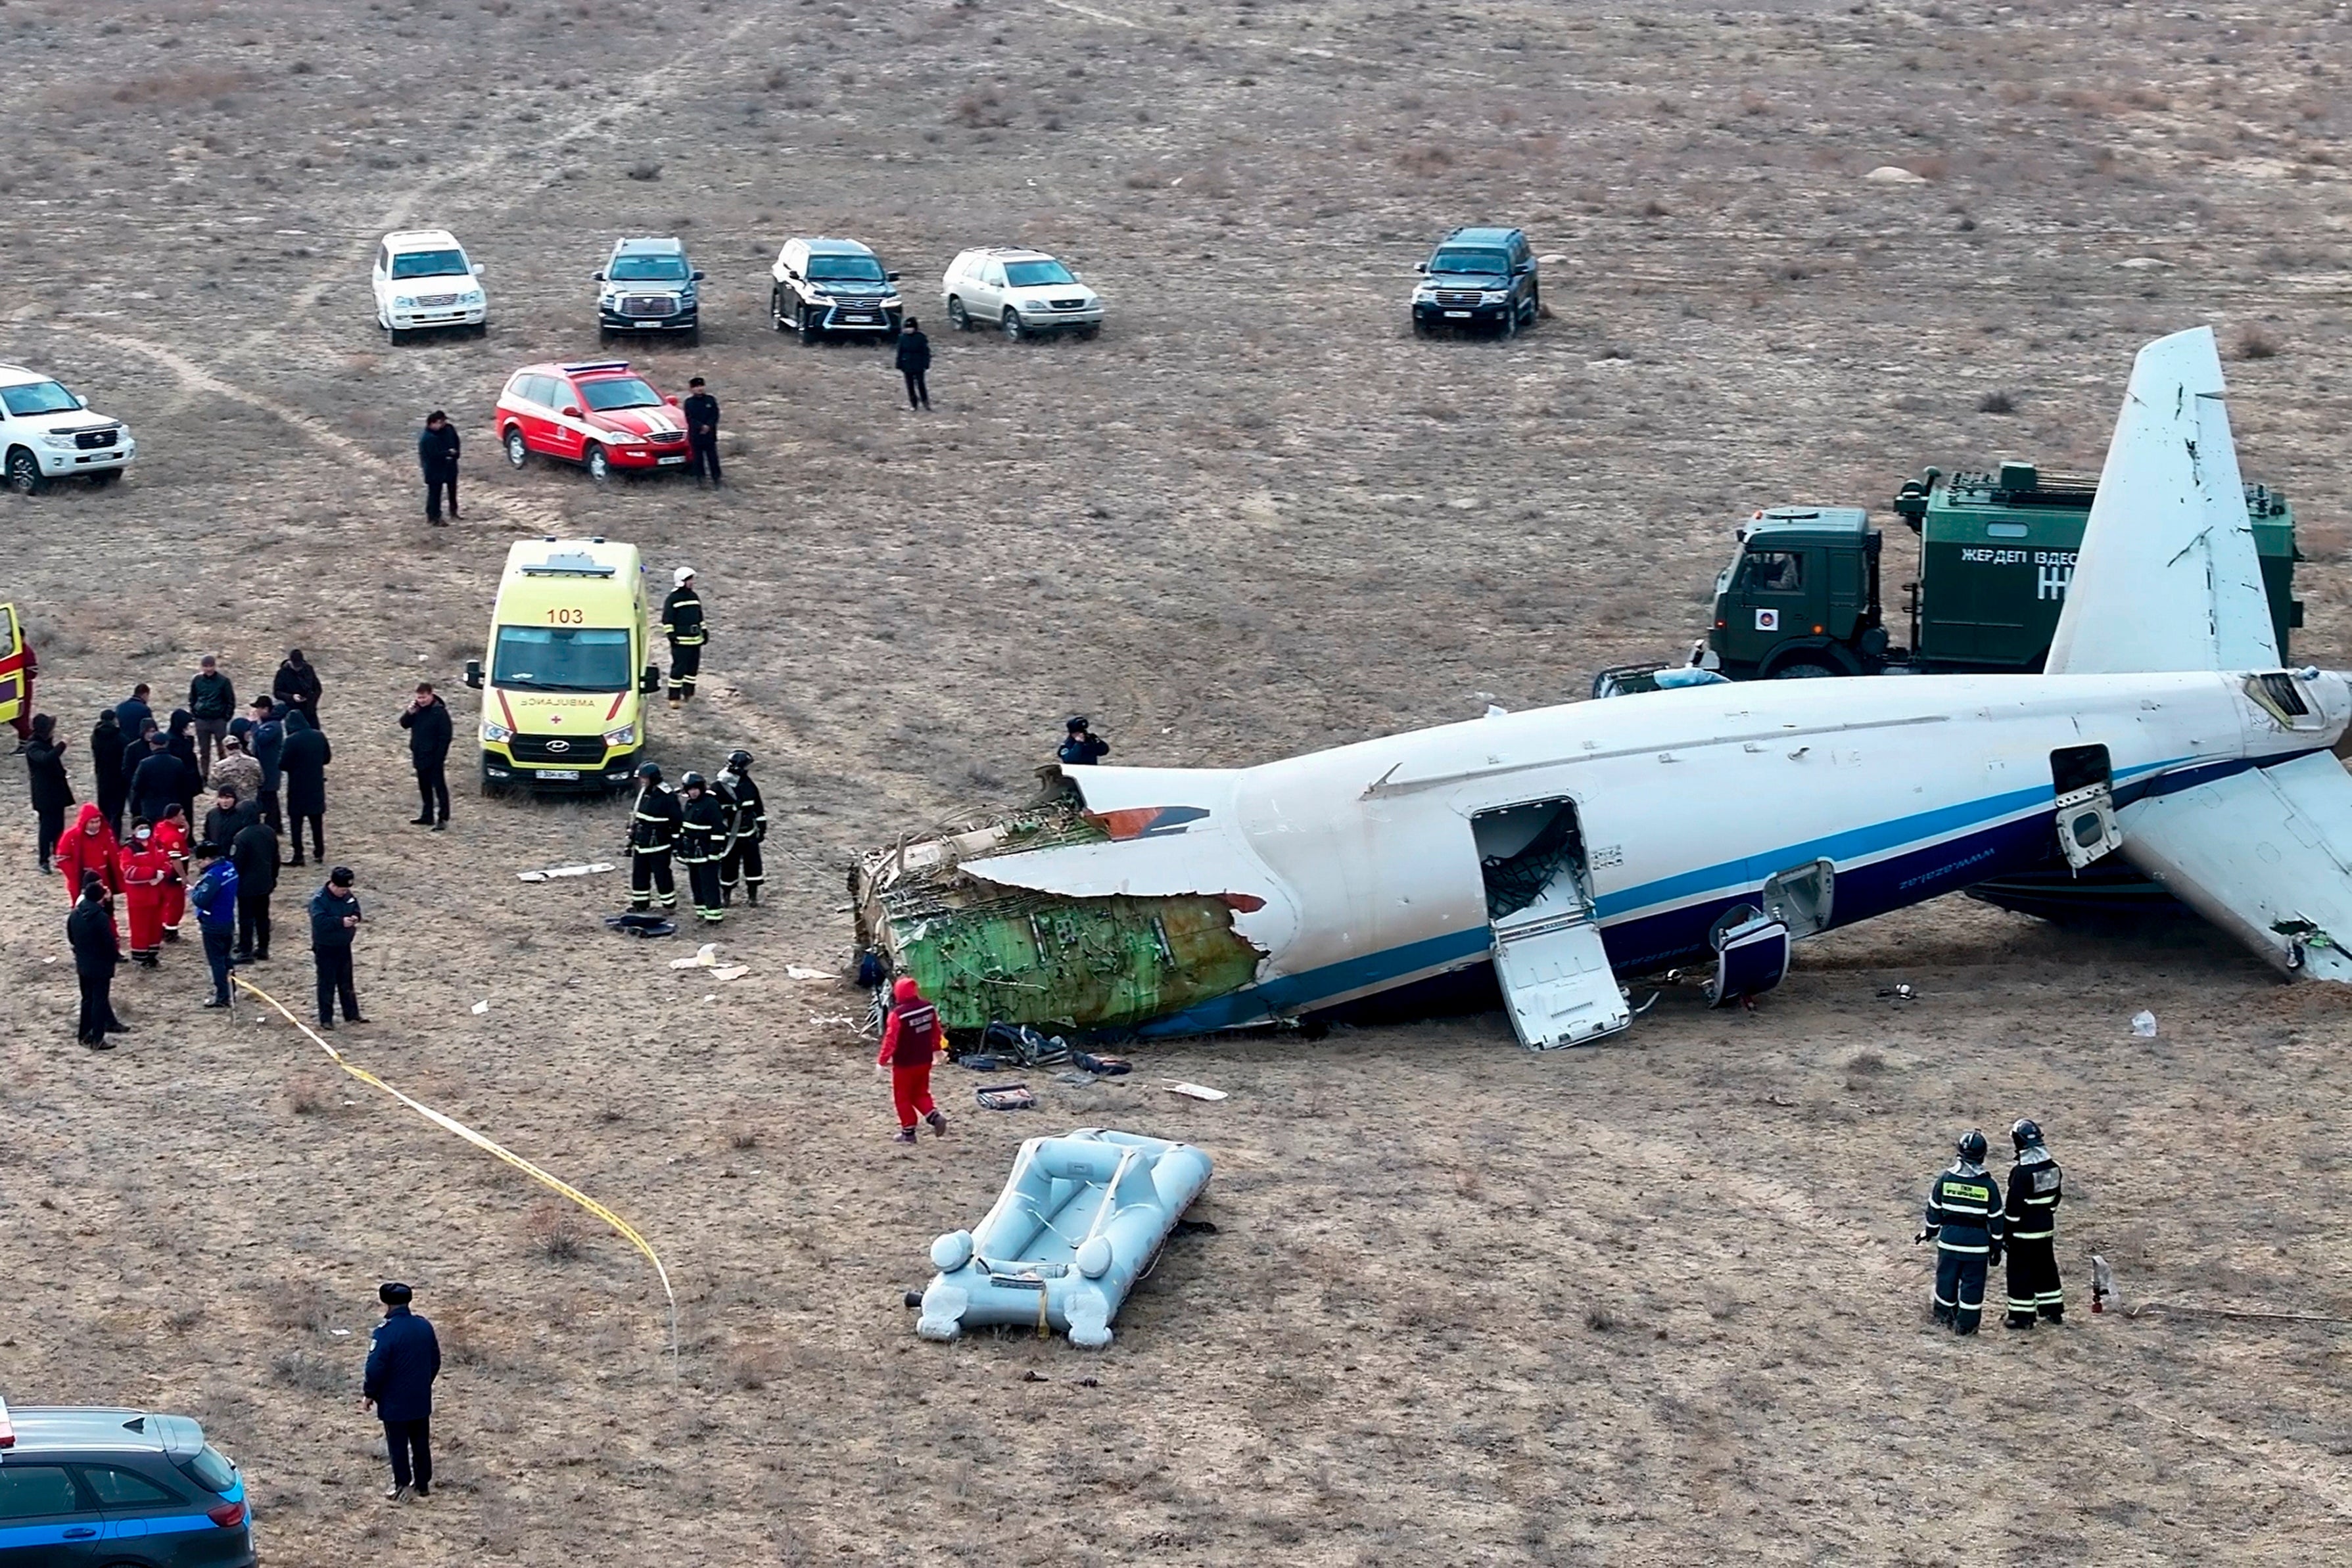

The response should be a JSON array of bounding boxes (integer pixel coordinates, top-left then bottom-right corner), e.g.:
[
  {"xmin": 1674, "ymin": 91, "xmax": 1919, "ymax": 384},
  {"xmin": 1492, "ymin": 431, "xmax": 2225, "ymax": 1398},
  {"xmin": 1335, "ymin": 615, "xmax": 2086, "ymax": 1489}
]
[{"xmin": 0, "ymin": 1399, "xmax": 254, "ymax": 1567}]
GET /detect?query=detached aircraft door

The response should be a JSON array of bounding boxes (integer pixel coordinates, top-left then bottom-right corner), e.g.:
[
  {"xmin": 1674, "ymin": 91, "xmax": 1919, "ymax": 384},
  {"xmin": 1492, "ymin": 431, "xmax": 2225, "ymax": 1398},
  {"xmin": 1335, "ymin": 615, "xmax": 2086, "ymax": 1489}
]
[{"xmin": 1474, "ymin": 799, "xmax": 1630, "ymax": 1049}]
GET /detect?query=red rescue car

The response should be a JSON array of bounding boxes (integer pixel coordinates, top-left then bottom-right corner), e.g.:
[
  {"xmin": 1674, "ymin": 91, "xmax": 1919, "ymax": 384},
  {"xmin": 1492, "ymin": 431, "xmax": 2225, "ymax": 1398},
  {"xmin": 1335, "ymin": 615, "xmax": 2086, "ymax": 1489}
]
[{"xmin": 494, "ymin": 361, "xmax": 693, "ymax": 482}]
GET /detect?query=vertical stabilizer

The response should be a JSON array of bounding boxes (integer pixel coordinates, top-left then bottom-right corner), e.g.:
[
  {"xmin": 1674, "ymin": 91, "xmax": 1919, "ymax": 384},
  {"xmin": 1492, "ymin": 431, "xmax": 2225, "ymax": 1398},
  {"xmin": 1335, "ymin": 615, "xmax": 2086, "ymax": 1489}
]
[{"xmin": 2045, "ymin": 326, "xmax": 2278, "ymax": 675}]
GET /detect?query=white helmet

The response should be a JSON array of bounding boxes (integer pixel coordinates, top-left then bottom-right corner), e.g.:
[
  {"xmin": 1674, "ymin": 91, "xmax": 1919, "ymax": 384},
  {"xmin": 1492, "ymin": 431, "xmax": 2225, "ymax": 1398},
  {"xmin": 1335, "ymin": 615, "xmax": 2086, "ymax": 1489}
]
[{"xmin": 674, "ymin": 566, "xmax": 696, "ymax": 586}]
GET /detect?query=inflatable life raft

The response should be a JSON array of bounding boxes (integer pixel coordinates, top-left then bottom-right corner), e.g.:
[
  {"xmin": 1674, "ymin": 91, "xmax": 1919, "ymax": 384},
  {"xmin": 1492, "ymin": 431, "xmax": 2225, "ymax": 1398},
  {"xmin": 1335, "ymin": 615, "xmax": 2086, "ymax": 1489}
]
[{"xmin": 918, "ymin": 1128, "xmax": 1211, "ymax": 1348}]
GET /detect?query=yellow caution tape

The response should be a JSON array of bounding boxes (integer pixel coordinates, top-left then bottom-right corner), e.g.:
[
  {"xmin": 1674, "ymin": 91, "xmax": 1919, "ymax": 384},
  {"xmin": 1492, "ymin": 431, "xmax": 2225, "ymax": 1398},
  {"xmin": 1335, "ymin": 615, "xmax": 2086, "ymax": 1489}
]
[{"xmin": 233, "ymin": 975, "xmax": 678, "ymax": 1365}]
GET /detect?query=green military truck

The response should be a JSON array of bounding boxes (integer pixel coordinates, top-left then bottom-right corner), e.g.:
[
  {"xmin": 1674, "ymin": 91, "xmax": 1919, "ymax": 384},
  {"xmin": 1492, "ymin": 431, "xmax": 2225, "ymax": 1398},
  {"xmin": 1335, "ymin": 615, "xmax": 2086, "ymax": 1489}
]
[{"xmin": 1696, "ymin": 461, "xmax": 2299, "ymax": 679}]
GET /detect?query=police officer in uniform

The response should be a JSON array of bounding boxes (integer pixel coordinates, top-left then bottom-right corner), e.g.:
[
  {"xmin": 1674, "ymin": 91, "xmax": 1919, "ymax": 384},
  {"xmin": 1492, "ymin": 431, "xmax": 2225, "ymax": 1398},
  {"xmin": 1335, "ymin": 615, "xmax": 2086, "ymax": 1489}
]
[
  {"xmin": 626, "ymin": 761, "xmax": 681, "ymax": 914},
  {"xmin": 1058, "ymin": 715, "xmax": 1110, "ymax": 766},
  {"xmin": 715, "ymin": 749, "xmax": 766, "ymax": 906},
  {"xmin": 682, "ymin": 377, "xmax": 722, "ymax": 488},
  {"xmin": 661, "ymin": 567, "xmax": 705, "ymax": 708},
  {"xmin": 2003, "ymin": 1118, "xmax": 2065, "ymax": 1328},
  {"xmin": 676, "ymin": 771, "xmax": 728, "ymax": 925},
  {"xmin": 1917, "ymin": 1128, "xmax": 2004, "ymax": 1335}
]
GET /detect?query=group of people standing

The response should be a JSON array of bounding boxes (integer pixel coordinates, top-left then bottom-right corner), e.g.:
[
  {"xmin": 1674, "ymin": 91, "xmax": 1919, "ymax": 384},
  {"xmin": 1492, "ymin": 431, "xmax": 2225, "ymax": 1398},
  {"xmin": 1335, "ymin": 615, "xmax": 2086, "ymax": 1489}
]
[
  {"xmin": 1917, "ymin": 1120, "xmax": 2067, "ymax": 1335},
  {"xmin": 624, "ymin": 750, "xmax": 766, "ymax": 925},
  {"xmin": 34, "ymin": 649, "xmax": 362, "ymax": 1045}
]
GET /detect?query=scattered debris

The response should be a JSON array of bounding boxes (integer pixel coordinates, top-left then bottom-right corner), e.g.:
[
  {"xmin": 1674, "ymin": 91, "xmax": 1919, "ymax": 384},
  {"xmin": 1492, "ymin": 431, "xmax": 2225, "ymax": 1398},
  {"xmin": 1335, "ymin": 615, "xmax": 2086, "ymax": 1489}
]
[
  {"xmin": 710, "ymin": 965, "xmax": 750, "ymax": 983},
  {"xmin": 2092, "ymin": 1255, "xmax": 2115, "ymax": 1314},
  {"xmin": 1164, "ymin": 1081, "xmax": 1227, "ymax": 1102},
  {"xmin": 2130, "ymin": 1009, "xmax": 2158, "ymax": 1038},
  {"xmin": 2118, "ymin": 256, "xmax": 2173, "ymax": 270},
  {"xmin": 329, "ymin": 1327, "xmax": 352, "ymax": 1337},
  {"xmin": 518, "ymin": 861, "xmax": 616, "ymax": 883},
  {"xmin": 1865, "ymin": 164, "xmax": 1928, "ymax": 184},
  {"xmin": 604, "ymin": 913, "xmax": 675, "ymax": 938},
  {"xmin": 976, "ymin": 1082, "xmax": 1039, "ymax": 1111},
  {"xmin": 470, "ymin": 1000, "xmax": 490, "ymax": 1015},
  {"xmin": 785, "ymin": 965, "xmax": 832, "ymax": 980},
  {"xmin": 1054, "ymin": 1071, "xmax": 1096, "ymax": 1087},
  {"xmin": 670, "ymin": 943, "xmax": 722, "ymax": 969},
  {"xmin": 1875, "ymin": 984, "xmax": 1917, "ymax": 1001},
  {"xmin": 1073, "ymin": 1051, "xmax": 1131, "ymax": 1076},
  {"xmin": 958, "ymin": 1054, "xmax": 1004, "ymax": 1072}
]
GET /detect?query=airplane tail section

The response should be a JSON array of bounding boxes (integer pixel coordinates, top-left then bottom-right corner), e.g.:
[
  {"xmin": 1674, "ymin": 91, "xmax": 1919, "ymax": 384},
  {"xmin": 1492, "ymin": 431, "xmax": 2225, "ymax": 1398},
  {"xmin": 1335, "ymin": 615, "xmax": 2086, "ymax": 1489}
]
[{"xmin": 2045, "ymin": 325, "xmax": 2280, "ymax": 676}]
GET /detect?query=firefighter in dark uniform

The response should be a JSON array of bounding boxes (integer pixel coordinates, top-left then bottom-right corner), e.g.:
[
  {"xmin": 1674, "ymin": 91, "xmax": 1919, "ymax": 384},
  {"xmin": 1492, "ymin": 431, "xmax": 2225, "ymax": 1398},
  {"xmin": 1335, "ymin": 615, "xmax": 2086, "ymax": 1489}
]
[
  {"xmin": 676, "ymin": 771, "xmax": 728, "ymax": 925},
  {"xmin": 2003, "ymin": 1118, "xmax": 2065, "ymax": 1327},
  {"xmin": 715, "ymin": 748, "xmax": 766, "ymax": 906},
  {"xmin": 1917, "ymin": 1128, "xmax": 2004, "ymax": 1335},
  {"xmin": 626, "ymin": 761, "xmax": 681, "ymax": 913},
  {"xmin": 661, "ymin": 568, "xmax": 705, "ymax": 708}
]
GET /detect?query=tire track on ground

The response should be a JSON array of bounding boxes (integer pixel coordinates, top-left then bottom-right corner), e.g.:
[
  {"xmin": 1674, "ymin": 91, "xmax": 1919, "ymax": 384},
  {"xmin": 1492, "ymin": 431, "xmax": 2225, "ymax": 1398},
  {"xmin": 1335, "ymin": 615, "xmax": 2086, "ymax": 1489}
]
[
  {"xmin": 64, "ymin": 326, "xmax": 572, "ymax": 540},
  {"xmin": 1583, "ymin": 1122, "xmax": 2352, "ymax": 1523}
]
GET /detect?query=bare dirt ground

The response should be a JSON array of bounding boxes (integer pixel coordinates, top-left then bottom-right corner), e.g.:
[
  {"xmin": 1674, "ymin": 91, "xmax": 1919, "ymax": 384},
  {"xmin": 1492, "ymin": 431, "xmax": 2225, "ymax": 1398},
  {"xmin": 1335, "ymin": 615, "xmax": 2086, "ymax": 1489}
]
[{"xmin": 5, "ymin": 0, "xmax": 2352, "ymax": 1561}]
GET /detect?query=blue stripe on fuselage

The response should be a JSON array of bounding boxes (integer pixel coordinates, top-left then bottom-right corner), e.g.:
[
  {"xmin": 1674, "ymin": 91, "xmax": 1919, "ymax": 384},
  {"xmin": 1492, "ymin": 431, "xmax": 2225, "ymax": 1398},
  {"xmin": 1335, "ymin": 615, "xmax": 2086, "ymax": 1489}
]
[{"xmin": 1138, "ymin": 752, "xmax": 2294, "ymax": 1035}]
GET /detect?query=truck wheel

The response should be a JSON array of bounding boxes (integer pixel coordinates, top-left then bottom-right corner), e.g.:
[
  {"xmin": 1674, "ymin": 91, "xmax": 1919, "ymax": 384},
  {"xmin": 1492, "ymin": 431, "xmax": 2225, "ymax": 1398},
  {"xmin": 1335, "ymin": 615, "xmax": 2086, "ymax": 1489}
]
[
  {"xmin": 771, "ymin": 289, "xmax": 789, "ymax": 331},
  {"xmin": 1411, "ymin": 315, "xmax": 1431, "ymax": 339},
  {"xmin": 5, "ymin": 448, "xmax": 43, "ymax": 496},
  {"xmin": 599, "ymin": 326, "xmax": 615, "ymax": 345},
  {"xmin": 947, "ymin": 297, "xmax": 970, "ymax": 332},
  {"xmin": 1771, "ymin": 661, "xmax": 1839, "ymax": 680},
  {"xmin": 1001, "ymin": 308, "xmax": 1025, "ymax": 342},
  {"xmin": 797, "ymin": 306, "xmax": 821, "ymax": 345},
  {"xmin": 1501, "ymin": 304, "xmax": 1518, "ymax": 340}
]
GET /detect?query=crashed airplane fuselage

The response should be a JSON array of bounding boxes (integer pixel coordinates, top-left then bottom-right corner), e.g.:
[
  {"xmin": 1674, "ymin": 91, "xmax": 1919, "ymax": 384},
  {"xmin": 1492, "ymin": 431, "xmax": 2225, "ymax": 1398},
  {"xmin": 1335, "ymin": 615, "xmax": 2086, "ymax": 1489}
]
[{"xmin": 855, "ymin": 327, "xmax": 2352, "ymax": 1046}]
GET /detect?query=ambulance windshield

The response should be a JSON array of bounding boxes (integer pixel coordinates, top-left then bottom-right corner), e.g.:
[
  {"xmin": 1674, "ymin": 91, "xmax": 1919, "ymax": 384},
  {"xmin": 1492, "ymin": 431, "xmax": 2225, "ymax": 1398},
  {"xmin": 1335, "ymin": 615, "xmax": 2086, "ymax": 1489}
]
[{"xmin": 492, "ymin": 626, "xmax": 632, "ymax": 692}]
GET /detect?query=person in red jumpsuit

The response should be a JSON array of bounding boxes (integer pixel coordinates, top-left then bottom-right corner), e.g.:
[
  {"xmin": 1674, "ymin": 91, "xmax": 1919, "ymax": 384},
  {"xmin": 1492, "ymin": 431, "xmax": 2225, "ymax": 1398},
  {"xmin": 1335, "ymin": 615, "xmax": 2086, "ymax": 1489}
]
[
  {"xmin": 118, "ymin": 820, "xmax": 174, "ymax": 967},
  {"xmin": 876, "ymin": 976, "xmax": 950, "ymax": 1143},
  {"xmin": 55, "ymin": 803, "xmax": 121, "ymax": 931},
  {"xmin": 152, "ymin": 804, "xmax": 191, "ymax": 942}
]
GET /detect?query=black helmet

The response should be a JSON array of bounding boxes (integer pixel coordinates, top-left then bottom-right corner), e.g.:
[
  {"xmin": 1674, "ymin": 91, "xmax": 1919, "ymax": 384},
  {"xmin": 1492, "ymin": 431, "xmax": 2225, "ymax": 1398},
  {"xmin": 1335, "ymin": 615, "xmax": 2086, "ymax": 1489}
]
[
  {"xmin": 680, "ymin": 771, "xmax": 706, "ymax": 791},
  {"xmin": 637, "ymin": 762, "xmax": 661, "ymax": 781},
  {"xmin": 726, "ymin": 749, "xmax": 752, "ymax": 770},
  {"xmin": 1956, "ymin": 1128, "xmax": 1988, "ymax": 1163},
  {"xmin": 2010, "ymin": 1117, "xmax": 2044, "ymax": 1153}
]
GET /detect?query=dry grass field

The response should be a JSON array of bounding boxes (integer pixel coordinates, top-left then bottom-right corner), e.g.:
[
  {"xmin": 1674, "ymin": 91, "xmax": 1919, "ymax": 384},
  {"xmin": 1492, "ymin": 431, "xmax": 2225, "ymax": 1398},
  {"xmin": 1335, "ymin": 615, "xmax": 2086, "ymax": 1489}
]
[{"xmin": 5, "ymin": 0, "xmax": 2351, "ymax": 1562}]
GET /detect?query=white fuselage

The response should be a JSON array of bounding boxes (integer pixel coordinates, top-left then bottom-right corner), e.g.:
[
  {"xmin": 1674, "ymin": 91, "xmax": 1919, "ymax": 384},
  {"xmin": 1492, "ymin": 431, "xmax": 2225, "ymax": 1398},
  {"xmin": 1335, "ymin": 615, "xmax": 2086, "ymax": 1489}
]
[{"xmin": 971, "ymin": 671, "xmax": 2349, "ymax": 1033}]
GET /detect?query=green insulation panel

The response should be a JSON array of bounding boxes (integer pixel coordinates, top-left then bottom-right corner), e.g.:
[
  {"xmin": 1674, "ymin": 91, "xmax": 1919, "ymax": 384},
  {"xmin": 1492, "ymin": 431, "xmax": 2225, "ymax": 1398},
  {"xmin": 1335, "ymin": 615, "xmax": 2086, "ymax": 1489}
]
[{"xmin": 888, "ymin": 890, "xmax": 1263, "ymax": 1033}]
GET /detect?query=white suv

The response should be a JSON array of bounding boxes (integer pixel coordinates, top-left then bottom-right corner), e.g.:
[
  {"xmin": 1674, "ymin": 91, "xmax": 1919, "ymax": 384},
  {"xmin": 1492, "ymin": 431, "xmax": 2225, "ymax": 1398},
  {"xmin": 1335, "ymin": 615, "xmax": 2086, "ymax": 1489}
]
[
  {"xmin": 372, "ymin": 229, "xmax": 488, "ymax": 342},
  {"xmin": 0, "ymin": 363, "xmax": 136, "ymax": 494},
  {"xmin": 941, "ymin": 248, "xmax": 1103, "ymax": 340}
]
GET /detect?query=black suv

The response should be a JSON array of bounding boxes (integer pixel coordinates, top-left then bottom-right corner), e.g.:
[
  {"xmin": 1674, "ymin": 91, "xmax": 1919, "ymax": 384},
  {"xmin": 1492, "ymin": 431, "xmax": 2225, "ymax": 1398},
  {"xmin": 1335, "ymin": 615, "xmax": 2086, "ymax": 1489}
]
[
  {"xmin": 1409, "ymin": 226, "xmax": 1540, "ymax": 337},
  {"xmin": 0, "ymin": 1400, "xmax": 255, "ymax": 1566}
]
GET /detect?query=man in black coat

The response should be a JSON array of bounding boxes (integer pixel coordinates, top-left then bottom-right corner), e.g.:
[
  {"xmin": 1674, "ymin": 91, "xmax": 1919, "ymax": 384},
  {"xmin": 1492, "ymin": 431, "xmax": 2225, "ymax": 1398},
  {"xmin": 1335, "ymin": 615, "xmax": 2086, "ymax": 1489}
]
[
  {"xmin": 682, "ymin": 377, "xmax": 721, "ymax": 487},
  {"xmin": 129, "ymin": 731, "xmax": 192, "ymax": 829},
  {"xmin": 26, "ymin": 714, "xmax": 72, "ymax": 871},
  {"xmin": 114, "ymin": 683, "xmax": 153, "ymax": 738},
  {"xmin": 201, "ymin": 785, "xmax": 258, "ymax": 850},
  {"xmin": 273, "ymin": 649, "xmax": 323, "ymax": 731},
  {"xmin": 188, "ymin": 655, "xmax": 237, "ymax": 777},
  {"xmin": 90, "ymin": 708, "xmax": 128, "ymax": 837},
  {"xmin": 895, "ymin": 318, "xmax": 932, "ymax": 410},
  {"xmin": 418, "ymin": 410, "xmax": 461, "ymax": 525},
  {"xmin": 398, "ymin": 683, "xmax": 452, "ymax": 829},
  {"xmin": 362, "ymin": 1281, "xmax": 442, "ymax": 1502},
  {"xmin": 233, "ymin": 697, "xmax": 285, "ymax": 834},
  {"xmin": 67, "ymin": 871, "xmax": 125, "ymax": 1048},
  {"xmin": 309, "ymin": 864, "xmax": 364, "ymax": 1027},
  {"xmin": 230, "ymin": 810, "xmax": 279, "ymax": 962},
  {"xmin": 279, "ymin": 710, "xmax": 331, "ymax": 867}
]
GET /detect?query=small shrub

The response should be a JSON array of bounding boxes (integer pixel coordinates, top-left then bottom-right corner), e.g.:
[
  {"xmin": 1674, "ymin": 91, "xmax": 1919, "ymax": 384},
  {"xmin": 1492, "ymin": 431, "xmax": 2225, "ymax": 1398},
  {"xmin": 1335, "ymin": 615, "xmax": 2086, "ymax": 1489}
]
[
  {"xmin": 728, "ymin": 1345, "xmax": 782, "ymax": 1390},
  {"xmin": 625, "ymin": 162, "xmax": 661, "ymax": 181},
  {"xmin": 728, "ymin": 1126, "xmax": 759, "ymax": 1151},
  {"xmin": 270, "ymin": 1349, "xmax": 344, "ymax": 1393},
  {"xmin": 525, "ymin": 1199, "xmax": 583, "ymax": 1261},
  {"xmin": 2236, "ymin": 327, "xmax": 2280, "ymax": 361},
  {"xmin": 1843, "ymin": 1048, "xmax": 1887, "ymax": 1075},
  {"xmin": 1585, "ymin": 1306, "xmax": 1616, "ymax": 1332},
  {"xmin": 1396, "ymin": 147, "xmax": 1455, "ymax": 177},
  {"xmin": 1977, "ymin": 390, "xmax": 2017, "ymax": 415}
]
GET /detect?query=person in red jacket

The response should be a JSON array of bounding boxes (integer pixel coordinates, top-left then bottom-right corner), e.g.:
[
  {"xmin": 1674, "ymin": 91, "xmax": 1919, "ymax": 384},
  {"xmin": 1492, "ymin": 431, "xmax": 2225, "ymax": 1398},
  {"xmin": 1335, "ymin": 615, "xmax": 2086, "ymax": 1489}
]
[
  {"xmin": 876, "ymin": 975, "xmax": 949, "ymax": 1144},
  {"xmin": 152, "ymin": 804, "xmax": 191, "ymax": 942},
  {"xmin": 55, "ymin": 803, "xmax": 122, "ymax": 922},
  {"xmin": 118, "ymin": 819, "xmax": 174, "ymax": 967}
]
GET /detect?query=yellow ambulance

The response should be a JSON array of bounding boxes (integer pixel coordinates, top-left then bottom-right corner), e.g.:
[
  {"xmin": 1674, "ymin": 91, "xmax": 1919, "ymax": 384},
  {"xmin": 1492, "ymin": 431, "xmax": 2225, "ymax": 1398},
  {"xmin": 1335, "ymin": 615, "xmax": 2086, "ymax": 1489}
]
[{"xmin": 463, "ymin": 538, "xmax": 657, "ymax": 793}]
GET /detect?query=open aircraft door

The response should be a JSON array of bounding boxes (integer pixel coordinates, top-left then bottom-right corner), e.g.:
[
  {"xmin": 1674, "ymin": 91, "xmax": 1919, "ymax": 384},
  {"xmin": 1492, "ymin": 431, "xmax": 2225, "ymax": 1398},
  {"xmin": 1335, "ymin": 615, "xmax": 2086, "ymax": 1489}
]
[
  {"xmin": 0, "ymin": 604, "xmax": 25, "ymax": 735},
  {"xmin": 1474, "ymin": 798, "xmax": 1630, "ymax": 1049}
]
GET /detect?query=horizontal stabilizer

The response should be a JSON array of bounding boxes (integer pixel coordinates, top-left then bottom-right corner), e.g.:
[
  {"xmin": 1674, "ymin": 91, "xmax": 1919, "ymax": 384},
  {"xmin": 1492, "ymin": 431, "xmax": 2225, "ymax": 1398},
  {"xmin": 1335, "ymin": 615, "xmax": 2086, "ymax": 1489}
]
[
  {"xmin": 2046, "ymin": 325, "xmax": 2279, "ymax": 676},
  {"xmin": 2117, "ymin": 752, "xmax": 2352, "ymax": 980}
]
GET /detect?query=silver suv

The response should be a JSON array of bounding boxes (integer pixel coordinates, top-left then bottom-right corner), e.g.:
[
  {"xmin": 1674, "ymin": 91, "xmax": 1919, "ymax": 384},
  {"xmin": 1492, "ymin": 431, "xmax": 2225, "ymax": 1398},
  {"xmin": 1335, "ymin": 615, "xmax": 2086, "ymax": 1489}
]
[
  {"xmin": 770, "ymin": 237, "xmax": 903, "ymax": 343},
  {"xmin": 941, "ymin": 248, "xmax": 1103, "ymax": 340},
  {"xmin": 596, "ymin": 237, "xmax": 703, "ymax": 344}
]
